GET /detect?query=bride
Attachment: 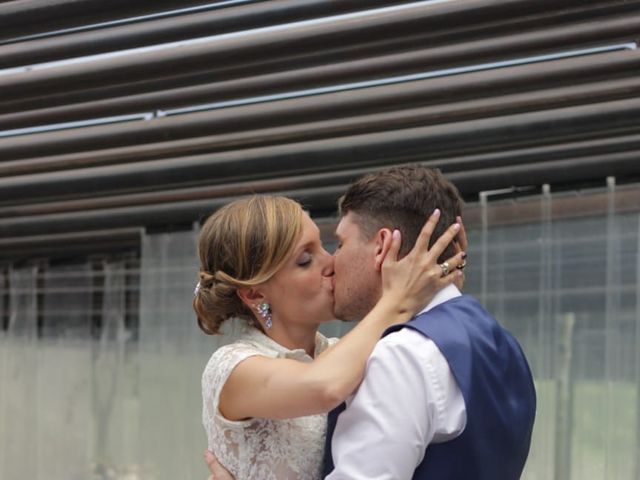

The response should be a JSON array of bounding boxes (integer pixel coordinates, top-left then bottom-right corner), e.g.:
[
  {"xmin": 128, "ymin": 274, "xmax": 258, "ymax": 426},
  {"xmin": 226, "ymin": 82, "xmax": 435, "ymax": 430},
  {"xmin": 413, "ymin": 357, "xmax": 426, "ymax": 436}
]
[{"xmin": 194, "ymin": 195, "xmax": 464, "ymax": 480}]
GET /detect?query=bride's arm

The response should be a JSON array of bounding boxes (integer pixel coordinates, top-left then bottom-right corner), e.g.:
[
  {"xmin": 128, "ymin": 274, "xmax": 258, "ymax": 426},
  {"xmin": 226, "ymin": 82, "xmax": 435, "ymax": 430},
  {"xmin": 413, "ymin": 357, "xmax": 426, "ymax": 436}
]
[
  {"xmin": 205, "ymin": 450, "xmax": 233, "ymax": 480},
  {"xmin": 219, "ymin": 212, "xmax": 465, "ymax": 421}
]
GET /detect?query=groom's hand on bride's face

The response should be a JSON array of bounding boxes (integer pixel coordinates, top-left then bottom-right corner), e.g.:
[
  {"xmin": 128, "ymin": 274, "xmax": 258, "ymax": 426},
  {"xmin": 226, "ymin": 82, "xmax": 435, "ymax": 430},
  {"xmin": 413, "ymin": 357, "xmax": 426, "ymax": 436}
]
[{"xmin": 204, "ymin": 450, "xmax": 235, "ymax": 480}]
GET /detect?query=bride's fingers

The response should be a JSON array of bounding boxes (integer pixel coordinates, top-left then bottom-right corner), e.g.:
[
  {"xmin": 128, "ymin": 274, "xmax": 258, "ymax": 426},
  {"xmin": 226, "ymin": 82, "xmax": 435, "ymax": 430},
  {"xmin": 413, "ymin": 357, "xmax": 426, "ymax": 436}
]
[
  {"xmin": 433, "ymin": 251, "xmax": 467, "ymax": 286},
  {"xmin": 424, "ymin": 222, "xmax": 461, "ymax": 262},
  {"xmin": 380, "ymin": 229, "xmax": 402, "ymax": 277},
  {"xmin": 385, "ymin": 229, "xmax": 402, "ymax": 264},
  {"xmin": 439, "ymin": 250, "xmax": 467, "ymax": 272},
  {"xmin": 456, "ymin": 216, "xmax": 468, "ymax": 253},
  {"xmin": 411, "ymin": 209, "xmax": 441, "ymax": 256}
]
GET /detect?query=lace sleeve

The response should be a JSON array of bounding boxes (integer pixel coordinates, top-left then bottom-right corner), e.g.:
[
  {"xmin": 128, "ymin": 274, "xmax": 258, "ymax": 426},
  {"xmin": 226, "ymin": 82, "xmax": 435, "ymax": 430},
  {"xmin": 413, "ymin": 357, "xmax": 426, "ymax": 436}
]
[
  {"xmin": 201, "ymin": 336, "xmax": 332, "ymax": 480},
  {"xmin": 202, "ymin": 344, "xmax": 264, "ymax": 430}
]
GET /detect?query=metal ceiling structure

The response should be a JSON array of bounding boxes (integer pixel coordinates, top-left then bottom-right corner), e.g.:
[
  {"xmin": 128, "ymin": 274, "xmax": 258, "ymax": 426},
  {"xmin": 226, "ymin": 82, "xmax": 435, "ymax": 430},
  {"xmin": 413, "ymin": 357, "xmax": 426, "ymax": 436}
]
[{"xmin": 1, "ymin": 0, "xmax": 640, "ymax": 259}]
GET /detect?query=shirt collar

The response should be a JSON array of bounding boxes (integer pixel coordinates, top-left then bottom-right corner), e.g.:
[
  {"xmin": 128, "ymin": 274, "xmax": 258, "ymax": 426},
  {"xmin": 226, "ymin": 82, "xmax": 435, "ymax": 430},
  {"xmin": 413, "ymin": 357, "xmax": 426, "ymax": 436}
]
[{"xmin": 416, "ymin": 284, "xmax": 462, "ymax": 317}]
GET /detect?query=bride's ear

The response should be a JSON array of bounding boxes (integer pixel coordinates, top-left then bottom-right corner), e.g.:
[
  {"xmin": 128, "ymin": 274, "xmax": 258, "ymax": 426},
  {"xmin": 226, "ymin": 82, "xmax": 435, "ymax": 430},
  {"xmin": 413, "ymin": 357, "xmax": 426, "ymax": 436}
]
[
  {"xmin": 374, "ymin": 228, "xmax": 395, "ymax": 272},
  {"xmin": 236, "ymin": 287, "xmax": 265, "ymax": 310}
]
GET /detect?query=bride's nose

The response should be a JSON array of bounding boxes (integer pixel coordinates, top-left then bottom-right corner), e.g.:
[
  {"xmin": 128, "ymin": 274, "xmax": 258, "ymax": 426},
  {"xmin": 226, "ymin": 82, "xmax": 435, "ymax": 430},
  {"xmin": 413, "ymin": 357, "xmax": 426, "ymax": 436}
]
[{"xmin": 320, "ymin": 248, "xmax": 334, "ymax": 277}]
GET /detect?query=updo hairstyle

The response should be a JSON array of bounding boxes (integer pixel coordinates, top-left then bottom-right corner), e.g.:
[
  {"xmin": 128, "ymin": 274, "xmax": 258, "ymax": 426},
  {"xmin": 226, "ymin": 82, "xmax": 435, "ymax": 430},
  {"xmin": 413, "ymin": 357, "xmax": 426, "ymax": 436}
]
[{"xmin": 194, "ymin": 195, "xmax": 304, "ymax": 335}]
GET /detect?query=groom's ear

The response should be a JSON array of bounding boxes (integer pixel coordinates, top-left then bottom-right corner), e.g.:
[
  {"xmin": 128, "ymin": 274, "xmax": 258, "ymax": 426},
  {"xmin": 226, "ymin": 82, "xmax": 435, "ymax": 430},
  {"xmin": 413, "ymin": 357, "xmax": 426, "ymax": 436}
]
[{"xmin": 374, "ymin": 228, "xmax": 395, "ymax": 272}]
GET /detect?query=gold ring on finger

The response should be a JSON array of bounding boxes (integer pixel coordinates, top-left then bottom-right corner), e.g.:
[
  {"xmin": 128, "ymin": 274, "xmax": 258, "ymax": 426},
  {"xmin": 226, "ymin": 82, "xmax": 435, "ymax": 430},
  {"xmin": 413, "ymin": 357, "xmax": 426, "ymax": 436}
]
[{"xmin": 439, "ymin": 261, "xmax": 450, "ymax": 277}]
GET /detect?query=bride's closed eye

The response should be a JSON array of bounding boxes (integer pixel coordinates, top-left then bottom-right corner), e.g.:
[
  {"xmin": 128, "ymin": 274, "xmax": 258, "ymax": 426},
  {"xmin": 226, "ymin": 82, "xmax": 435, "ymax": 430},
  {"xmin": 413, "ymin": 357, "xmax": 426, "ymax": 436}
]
[{"xmin": 297, "ymin": 252, "xmax": 312, "ymax": 267}]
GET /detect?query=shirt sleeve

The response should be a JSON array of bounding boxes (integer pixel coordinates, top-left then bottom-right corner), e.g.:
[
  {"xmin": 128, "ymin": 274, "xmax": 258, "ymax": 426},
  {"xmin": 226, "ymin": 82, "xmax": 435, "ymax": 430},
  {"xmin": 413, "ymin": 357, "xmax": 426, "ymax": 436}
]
[{"xmin": 325, "ymin": 328, "xmax": 466, "ymax": 480}]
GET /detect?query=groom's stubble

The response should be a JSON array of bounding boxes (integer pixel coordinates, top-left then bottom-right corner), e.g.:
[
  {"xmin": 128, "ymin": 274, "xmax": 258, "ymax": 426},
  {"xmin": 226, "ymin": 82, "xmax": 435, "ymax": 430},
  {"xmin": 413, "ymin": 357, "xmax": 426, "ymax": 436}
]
[{"xmin": 331, "ymin": 212, "xmax": 383, "ymax": 322}]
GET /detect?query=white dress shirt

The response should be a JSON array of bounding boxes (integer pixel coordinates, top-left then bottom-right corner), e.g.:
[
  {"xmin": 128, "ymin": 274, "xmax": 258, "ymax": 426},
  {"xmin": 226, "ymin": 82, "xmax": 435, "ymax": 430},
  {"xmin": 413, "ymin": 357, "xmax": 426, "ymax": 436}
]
[{"xmin": 326, "ymin": 285, "xmax": 467, "ymax": 480}]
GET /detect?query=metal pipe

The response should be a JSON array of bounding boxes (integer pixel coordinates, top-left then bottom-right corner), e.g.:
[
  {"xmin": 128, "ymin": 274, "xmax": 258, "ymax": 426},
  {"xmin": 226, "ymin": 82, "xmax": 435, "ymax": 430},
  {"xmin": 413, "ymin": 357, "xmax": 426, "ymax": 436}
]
[
  {"xmin": 3, "ymin": 54, "xmax": 640, "ymax": 177},
  {"xmin": 0, "ymin": 184, "xmax": 346, "ymax": 237},
  {"xmin": 1, "ymin": 49, "xmax": 639, "ymax": 161},
  {"xmin": 0, "ymin": 227, "xmax": 142, "ymax": 260},
  {"xmin": 1, "ymin": 97, "xmax": 639, "ymax": 204},
  {"xmin": 0, "ymin": 0, "xmax": 218, "ymax": 43},
  {"xmin": 2, "ymin": 9, "xmax": 639, "ymax": 116},
  {"xmin": 448, "ymin": 151, "xmax": 640, "ymax": 192},
  {"xmin": 3, "ymin": 72, "xmax": 639, "ymax": 172},
  {"xmin": 1, "ymin": 139, "xmax": 639, "ymax": 219},
  {"xmin": 0, "ymin": 0, "xmax": 398, "ymax": 67},
  {"xmin": 1, "ymin": 1, "xmax": 638, "ymax": 104},
  {"xmin": 2, "ymin": 154, "xmax": 640, "ymax": 237},
  {"xmin": 1, "ymin": 43, "xmax": 637, "ymax": 131}
]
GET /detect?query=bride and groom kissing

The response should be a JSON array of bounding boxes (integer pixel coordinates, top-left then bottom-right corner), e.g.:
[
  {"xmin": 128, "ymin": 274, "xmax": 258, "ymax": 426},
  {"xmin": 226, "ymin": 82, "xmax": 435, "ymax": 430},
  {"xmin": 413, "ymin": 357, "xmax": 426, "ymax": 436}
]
[{"xmin": 196, "ymin": 164, "xmax": 536, "ymax": 480}]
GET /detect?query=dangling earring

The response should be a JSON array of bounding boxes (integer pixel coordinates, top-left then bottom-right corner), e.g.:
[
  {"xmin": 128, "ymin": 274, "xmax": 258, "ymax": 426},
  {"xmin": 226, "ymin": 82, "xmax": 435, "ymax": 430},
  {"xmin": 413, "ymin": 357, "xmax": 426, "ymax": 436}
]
[{"xmin": 256, "ymin": 302, "xmax": 273, "ymax": 329}]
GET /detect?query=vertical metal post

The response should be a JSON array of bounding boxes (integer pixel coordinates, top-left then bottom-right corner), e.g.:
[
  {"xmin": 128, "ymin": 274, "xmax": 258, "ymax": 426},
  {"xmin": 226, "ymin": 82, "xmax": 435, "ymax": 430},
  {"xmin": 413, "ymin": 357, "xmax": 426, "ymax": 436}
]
[
  {"xmin": 604, "ymin": 176, "xmax": 620, "ymax": 479},
  {"xmin": 479, "ymin": 191, "xmax": 488, "ymax": 305},
  {"xmin": 539, "ymin": 184, "xmax": 552, "ymax": 381},
  {"xmin": 0, "ymin": 269, "xmax": 5, "ymax": 480},
  {"xmin": 537, "ymin": 184, "xmax": 555, "ymax": 479},
  {"xmin": 635, "ymin": 212, "xmax": 640, "ymax": 480},
  {"xmin": 554, "ymin": 312, "xmax": 575, "ymax": 480}
]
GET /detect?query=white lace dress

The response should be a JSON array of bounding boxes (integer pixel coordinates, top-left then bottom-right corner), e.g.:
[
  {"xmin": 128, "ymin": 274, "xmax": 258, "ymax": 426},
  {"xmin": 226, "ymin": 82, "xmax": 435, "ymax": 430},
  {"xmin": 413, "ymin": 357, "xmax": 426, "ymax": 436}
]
[{"xmin": 202, "ymin": 327, "xmax": 339, "ymax": 480}]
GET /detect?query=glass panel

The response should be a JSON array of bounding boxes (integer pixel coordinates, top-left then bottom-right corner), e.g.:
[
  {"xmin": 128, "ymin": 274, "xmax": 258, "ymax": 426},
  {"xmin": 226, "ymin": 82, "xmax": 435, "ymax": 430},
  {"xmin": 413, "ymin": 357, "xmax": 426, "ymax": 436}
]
[
  {"xmin": 466, "ymin": 191, "xmax": 556, "ymax": 480},
  {"xmin": 38, "ymin": 263, "xmax": 93, "ymax": 479},
  {"xmin": 0, "ymin": 268, "xmax": 6, "ymax": 476},
  {"xmin": 464, "ymin": 185, "xmax": 640, "ymax": 480},
  {"xmin": 139, "ymin": 227, "xmax": 220, "ymax": 480},
  {"xmin": 92, "ymin": 260, "xmax": 137, "ymax": 477},
  {"xmin": 2, "ymin": 266, "xmax": 38, "ymax": 479},
  {"xmin": 635, "ymin": 216, "xmax": 640, "ymax": 480},
  {"xmin": 2, "ymin": 185, "xmax": 638, "ymax": 479}
]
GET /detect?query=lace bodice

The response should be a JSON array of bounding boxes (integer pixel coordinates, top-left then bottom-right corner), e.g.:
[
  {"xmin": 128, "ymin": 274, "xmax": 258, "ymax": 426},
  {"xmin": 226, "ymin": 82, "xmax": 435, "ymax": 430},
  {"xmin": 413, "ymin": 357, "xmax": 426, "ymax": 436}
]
[{"xmin": 202, "ymin": 328, "xmax": 339, "ymax": 480}]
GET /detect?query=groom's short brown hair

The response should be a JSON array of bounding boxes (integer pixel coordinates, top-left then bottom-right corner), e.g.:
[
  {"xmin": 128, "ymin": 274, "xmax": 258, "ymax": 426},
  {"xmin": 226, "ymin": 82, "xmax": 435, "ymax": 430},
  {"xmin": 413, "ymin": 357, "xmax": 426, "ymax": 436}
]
[{"xmin": 339, "ymin": 164, "xmax": 463, "ymax": 262}]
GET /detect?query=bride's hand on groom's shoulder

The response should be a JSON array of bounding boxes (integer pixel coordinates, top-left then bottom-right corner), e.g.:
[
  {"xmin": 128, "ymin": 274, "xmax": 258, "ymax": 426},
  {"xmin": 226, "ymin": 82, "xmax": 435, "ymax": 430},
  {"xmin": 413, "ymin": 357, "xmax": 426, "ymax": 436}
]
[{"xmin": 204, "ymin": 450, "xmax": 234, "ymax": 480}]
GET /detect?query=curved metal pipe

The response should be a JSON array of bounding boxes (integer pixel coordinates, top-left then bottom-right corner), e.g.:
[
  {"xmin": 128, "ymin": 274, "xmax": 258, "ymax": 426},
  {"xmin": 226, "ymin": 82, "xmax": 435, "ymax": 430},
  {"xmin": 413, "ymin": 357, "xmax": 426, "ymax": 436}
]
[
  {"xmin": 1, "ymin": 134, "xmax": 640, "ymax": 219},
  {"xmin": 0, "ymin": 0, "xmax": 398, "ymax": 67},
  {"xmin": 3, "ymin": 55, "xmax": 640, "ymax": 177},
  {"xmin": 1, "ymin": 49, "xmax": 639, "ymax": 161},
  {"xmin": 2, "ymin": 1, "xmax": 638, "ymax": 104},
  {"xmin": 2, "ymin": 153, "xmax": 640, "ymax": 237},
  {"xmin": 1, "ymin": 97, "xmax": 639, "ymax": 204},
  {"xmin": 1, "ymin": 42, "xmax": 638, "ymax": 131},
  {"xmin": 0, "ymin": 0, "xmax": 218, "ymax": 43},
  {"xmin": 0, "ymin": 227, "xmax": 142, "ymax": 260}
]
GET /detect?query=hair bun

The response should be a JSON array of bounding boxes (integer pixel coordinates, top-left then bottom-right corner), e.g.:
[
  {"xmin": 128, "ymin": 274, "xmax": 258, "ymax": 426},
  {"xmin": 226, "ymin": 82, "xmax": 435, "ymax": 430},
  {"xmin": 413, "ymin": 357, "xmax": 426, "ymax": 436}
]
[{"xmin": 193, "ymin": 196, "xmax": 304, "ymax": 335}]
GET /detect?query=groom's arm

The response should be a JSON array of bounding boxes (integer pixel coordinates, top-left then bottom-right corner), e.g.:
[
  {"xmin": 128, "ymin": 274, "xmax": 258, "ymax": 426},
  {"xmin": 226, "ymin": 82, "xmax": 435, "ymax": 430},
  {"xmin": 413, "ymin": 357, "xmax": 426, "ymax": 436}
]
[{"xmin": 325, "ymin": 329, "xmax": 465, "ymax": 480}]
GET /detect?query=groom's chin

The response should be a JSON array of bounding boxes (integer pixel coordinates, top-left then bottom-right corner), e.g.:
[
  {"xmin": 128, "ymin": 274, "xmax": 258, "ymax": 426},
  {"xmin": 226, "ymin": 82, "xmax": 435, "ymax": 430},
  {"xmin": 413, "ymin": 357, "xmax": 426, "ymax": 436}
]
[{"xmin": 332, "ymin": 307, "xmax": 360, "ymax": 323}]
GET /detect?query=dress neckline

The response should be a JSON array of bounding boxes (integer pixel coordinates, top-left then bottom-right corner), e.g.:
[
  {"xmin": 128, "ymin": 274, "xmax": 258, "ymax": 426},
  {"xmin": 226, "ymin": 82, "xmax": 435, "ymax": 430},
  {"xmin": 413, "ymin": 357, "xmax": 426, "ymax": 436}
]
[{"xmin": 240, "ymin": 327, "xmax": 332, "ymax": 362}]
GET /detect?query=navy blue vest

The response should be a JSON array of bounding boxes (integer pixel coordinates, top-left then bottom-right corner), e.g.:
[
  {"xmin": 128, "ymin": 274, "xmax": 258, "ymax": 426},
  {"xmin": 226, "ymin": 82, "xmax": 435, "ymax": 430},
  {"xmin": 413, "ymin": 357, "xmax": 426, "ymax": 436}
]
[{"xmin": 323, "ymin": 295, "xmax": 536, "ymax": 479}]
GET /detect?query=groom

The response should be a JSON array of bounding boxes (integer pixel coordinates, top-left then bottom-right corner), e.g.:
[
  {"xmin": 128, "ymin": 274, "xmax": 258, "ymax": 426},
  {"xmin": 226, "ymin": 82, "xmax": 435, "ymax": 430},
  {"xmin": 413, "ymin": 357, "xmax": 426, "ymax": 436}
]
[{"xmin": 208, "ymin": 164, "xmax": 536, "ymax": 479}]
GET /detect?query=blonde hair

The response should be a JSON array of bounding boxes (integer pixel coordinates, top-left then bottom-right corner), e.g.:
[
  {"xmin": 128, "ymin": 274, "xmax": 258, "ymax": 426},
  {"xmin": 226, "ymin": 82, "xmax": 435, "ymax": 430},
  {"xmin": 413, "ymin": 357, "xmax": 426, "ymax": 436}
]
[{"xmin": 193, "ymin": 195, "xmax": 304, "ymax": 334}]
